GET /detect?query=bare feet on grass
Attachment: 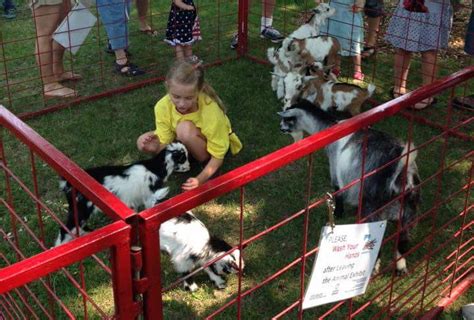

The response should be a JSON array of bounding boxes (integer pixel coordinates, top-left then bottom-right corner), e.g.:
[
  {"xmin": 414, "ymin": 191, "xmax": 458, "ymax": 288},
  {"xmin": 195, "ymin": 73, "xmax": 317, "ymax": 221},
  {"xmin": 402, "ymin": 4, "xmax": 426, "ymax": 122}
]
[
  {"xmin": 58, "ymin": 71, "xmax": 82, "ymax": 82},
  {"xmin": 43, "ymin": 82, "xmax": 78, "ymax": 99}
]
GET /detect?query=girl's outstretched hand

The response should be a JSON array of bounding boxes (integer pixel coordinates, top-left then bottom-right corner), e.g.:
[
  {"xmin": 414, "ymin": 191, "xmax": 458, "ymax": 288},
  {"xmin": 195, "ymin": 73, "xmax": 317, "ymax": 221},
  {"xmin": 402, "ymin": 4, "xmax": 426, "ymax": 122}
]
[
  {"xmin": 137, "ymin": 131, "xmax": 161, "ymax": 154},
  {"xmin": 182, "ymin": 177, "xmax": 200, "ymax": 191}
]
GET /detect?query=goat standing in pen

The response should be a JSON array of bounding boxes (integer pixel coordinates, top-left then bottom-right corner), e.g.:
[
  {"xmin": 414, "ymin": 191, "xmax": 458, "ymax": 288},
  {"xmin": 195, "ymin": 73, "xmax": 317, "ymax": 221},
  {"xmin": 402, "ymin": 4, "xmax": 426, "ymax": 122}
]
[
  {"xmin": 55, "ymin": 142, "xmax": 190, "ymax": 246},
  {"xmin": 267, "ymin": 3, "xmax": 337, "ymax": 98},
  {"xmin": 155, "ymin": 188, "xmax": 244, "ymax": 291},
  {"xmin": 282, "ymin": 63, "xmax": 375, "ymax": 114},
  {"xmin": 278, "ymin": 100, "xmax": 421, "ymax": 275}
]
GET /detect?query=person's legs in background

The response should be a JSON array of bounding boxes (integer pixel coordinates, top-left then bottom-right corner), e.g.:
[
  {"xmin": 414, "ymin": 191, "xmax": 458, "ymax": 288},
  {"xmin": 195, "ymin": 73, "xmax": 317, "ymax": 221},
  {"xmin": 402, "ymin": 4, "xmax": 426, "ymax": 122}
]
[
  {"xmin": 453, "ymin": 9, "xmax": 474, "ymax": 109},
  {"xmin": 96, "ymin": 0, "xmax": 145, "ymax": 76},
  {"xmin": 3, "ymin": 0, "xmax": 16, "ymax": 19},
  {"xmin": 259, "ymin": 0, "xmax": 283, "ymax": 41},
  {"xmin": 136, "ymin": 0, "xmax": 157, "ymax": 35},
  {"xmin": 362, "ymin": 0, "xmax": 383, "ymax": 58},
  {"xmin": 393, "ymin": 48, "xmax": 412, "ymax": 98},
  {"xmin": 230, "ymin": 0, "xmax": 283, "ymax": 49},
  {"xmin": 33, "ymin": 3, "xmax": 77, "ymax": 98},
  {"xmin": 413, "ymin": 50, "xmax": 438, "ymax": 109},
  {"xmin": 52, "ymin": 0, "xmax": 82, "ymax": 82}
]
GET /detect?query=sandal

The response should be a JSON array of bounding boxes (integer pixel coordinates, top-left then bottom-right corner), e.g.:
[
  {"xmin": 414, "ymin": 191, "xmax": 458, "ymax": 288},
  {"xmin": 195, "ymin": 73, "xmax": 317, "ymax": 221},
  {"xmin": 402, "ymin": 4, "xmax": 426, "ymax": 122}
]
[
  {"xmin": 105, "ymin": 43, "xmax": 132, "ymax": 57},
  {"xmin": 43, "ymin": 83, "xmax": 78, "ymax": 99},
  {"xmin": 140, "ymin": 28, "xmax": 159, "ymax": 37},
  {"xmin": 452, "ymin": 95, "xmax": 474, "ymax": 110},
  {"xmin": 412, "ymin": 97, "xmax": 438, "ymax": 110},
  {"xmin": 58, "ymin": 71, "xmax": 82, "ymax": 82},
  {"xmin": 353, "ymin": 71, "xmax": 365, "ymax": 81},
  {"xmin": 187, "ymin": 55, "xmax": 203, "ymax": 65},
  {"xmin": 389, "ymin": 87, "xmax": 411, "ymax": 99},
  {"xmin": 114, "ymin": 61, "xmax": 145, "ymax": 77},
  {"xmin": 361, "ymin": 46, "xmax": 376, "ymax": 59}
]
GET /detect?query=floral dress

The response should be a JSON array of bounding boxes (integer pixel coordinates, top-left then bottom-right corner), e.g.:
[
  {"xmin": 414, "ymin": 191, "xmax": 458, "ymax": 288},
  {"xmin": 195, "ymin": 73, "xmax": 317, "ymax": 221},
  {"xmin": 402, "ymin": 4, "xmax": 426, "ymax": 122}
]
[{"xmin": 165, "ymin": 0, "xmax": 198, "ymax": 46}]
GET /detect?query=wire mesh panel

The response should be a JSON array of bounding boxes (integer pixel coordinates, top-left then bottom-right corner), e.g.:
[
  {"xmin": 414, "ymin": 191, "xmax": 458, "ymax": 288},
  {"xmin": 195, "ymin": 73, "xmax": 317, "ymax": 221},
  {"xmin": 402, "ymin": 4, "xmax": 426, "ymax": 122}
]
[
  {"xmin": 0, "ymin": 105, "xmax": 138, "ymax": 318},
  {"xmin": 138, "ymin": 67, "xmax": 472, "ymax": 319},
  {"xmin": 0, "ymin": 0, "xmax": 240, "ymax": 118}
]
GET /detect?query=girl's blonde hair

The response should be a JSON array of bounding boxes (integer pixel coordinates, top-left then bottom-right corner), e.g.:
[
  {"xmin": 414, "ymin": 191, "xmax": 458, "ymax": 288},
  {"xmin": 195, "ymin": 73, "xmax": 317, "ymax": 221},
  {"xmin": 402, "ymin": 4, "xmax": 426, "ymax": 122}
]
[{"xmin": 166, "ymin": 60, "xmax": 226, "ymax": 112}]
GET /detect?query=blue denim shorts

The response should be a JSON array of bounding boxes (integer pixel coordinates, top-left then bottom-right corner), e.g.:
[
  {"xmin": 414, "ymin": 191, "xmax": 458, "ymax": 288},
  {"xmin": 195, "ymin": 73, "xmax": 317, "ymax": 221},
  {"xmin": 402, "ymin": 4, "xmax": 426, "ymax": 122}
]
[{"xmin": 96, "ymin": 0, "xmax": 131, "ymax": 51}]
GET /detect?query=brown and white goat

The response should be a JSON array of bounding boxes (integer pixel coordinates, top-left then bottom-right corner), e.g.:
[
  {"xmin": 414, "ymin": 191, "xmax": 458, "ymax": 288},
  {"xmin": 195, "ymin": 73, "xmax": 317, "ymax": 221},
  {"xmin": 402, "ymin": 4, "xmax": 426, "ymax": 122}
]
[
  {"xmin": 283, "ymin": 65, "xmax": 375, "ymax": 115},
  {"xmin": 284, "ymin": 36, "xmax": 341, "ymax": 74}
]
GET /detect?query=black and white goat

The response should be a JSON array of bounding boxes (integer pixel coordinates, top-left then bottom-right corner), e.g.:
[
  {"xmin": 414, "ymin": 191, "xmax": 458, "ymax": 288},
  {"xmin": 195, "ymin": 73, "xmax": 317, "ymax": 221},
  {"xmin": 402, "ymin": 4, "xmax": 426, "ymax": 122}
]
[
  {"xmin": 55, "ymin": 142, "xmax": 190, "ymax": 246},
  {"xmin": 157, "ymin": 189, "xmax": 244, "ymax": 291},
  {"xmin": 278, "ymin": 100, "xmax": 421, "ymax": 275}
]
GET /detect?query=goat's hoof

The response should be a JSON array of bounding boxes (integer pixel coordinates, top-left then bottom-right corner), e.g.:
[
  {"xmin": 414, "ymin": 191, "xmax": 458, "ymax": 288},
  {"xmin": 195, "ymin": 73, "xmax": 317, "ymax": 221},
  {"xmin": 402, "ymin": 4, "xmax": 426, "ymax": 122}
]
[
  {"xmin": 215, "ymin": 281, "xmax": 227, "ymax": 290},
  {"xmin": 184, "ymin": 283, "xmax": 199, "ymax": 292},
  {"xmin": 396, "ymin": 267, "xmax": 408, "ymax": 276}
]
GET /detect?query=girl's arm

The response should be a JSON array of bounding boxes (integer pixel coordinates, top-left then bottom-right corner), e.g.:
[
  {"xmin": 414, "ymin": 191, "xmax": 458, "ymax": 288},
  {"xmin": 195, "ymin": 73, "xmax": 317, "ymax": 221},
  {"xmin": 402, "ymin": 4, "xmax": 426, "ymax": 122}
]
[
  {"xmin": 173, "ymin": 0, "xmax": 194, "ymax": 10},
  {"xmin": 182, "ymin": 157, "xmax": 223, "ymax": 191}
]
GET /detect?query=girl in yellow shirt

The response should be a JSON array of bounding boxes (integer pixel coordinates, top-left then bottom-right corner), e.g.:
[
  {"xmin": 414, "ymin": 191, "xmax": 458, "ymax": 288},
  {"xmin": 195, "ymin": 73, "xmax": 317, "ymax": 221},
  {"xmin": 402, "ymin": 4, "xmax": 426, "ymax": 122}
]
[{"xmin": 137, "ymin": 61, "xmax": 242, "ymax": 191}]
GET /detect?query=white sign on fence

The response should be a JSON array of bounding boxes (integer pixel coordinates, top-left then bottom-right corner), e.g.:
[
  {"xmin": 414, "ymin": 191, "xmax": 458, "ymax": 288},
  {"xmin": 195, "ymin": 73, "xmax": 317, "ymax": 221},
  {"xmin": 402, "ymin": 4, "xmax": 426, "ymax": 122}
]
[{"xmin": 302, "ymin": 221, "xmax": 387, "ymax": 309}]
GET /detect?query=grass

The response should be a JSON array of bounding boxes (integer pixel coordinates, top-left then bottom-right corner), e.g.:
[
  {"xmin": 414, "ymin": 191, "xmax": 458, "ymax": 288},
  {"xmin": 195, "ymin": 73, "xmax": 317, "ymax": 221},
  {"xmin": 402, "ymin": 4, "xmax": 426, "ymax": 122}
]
[{"xmin": 1, "ymin": 0, "xmax": 473, "ymax": 319}]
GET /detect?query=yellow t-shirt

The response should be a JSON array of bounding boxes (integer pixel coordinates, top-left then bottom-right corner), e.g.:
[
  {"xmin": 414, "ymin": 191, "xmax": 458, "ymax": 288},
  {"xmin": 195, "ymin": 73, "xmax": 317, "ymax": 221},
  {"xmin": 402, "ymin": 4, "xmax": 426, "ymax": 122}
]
[{"xmin": 154, "ymin": 93, "xmax": 242, "ymax": 160}]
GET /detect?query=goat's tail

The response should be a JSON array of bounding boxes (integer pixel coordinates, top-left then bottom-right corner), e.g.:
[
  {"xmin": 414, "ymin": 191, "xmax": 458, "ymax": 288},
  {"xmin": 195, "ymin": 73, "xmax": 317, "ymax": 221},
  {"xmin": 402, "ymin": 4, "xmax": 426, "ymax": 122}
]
[
  {"xmin": 389, "ymin": 142, "xmax": 418, "ymax": 194},
  {"xmin": 366, "ymin": 83, "xmax": 376, "ymax": 98},
  {"xmin": 59, "ymin": 177, "xmax": 70, "ymax": 193}
]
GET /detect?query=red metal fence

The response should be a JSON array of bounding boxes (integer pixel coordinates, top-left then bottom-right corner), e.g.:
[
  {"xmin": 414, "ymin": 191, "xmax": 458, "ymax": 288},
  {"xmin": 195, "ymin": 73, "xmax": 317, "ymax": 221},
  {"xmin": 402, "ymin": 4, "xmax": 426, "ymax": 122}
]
[
  {"xmin": 137, "ymin": 66, "xmax": 473, "ymax": 319},
  {"xmin": 1, "ymin": 0, "xmax": 473, "ymax": 318},
  {"xmin": 0, "ymin": 105, "xmax": 139, "ymax": 319}
]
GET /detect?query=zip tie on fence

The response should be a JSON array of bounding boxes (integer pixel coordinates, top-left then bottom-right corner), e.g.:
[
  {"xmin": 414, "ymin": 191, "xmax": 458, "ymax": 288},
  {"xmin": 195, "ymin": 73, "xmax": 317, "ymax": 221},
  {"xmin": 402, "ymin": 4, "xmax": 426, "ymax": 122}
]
[{"xmin": 325, "ymin": 192, "xmax": 336, "ymax": 232}]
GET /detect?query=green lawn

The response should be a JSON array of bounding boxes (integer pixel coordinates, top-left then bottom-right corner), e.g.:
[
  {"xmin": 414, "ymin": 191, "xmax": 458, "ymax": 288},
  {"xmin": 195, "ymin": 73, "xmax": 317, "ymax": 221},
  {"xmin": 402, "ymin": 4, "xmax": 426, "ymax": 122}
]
[{"xmin": 1, "ymin": 0, "xmax": 473, "ymax": 319}]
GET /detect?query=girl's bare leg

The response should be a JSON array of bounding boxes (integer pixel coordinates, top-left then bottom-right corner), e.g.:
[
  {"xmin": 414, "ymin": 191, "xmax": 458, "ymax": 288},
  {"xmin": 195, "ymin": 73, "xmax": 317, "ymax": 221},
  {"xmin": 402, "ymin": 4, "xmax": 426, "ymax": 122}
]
[
  {"xmin": 353, "ymin": 54, "xmax": 362, "ymax": 75},
  {"xmin": 183, "ymin": 45, "xmax": 193, "ymax": 58},
  {"xmin": 176, "ymin": 121, "xmax": 210, "ymax": 163},
  {"xmin": 393, "ymin": 48, "xmax": 412, "ymax": 96},
  {"xmin": 175, "ymin": 45, "xmax": 185, "ymax": 61},
  {"xmin": 136, "ymin": 0, "xmax": 153, "ymax": 31},
  {"xmin": 414, "ymin": 50, "xmax": 438, "ymax": 109}
]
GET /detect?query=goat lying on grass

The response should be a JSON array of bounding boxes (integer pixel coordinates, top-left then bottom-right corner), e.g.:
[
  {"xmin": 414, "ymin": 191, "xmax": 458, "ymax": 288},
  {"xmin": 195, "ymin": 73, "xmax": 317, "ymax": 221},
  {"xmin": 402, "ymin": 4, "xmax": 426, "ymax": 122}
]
[
  {"xmin": 156, "ymin": 188, "xmax": 244, "ymax": 291},
  {"xmin": 278, "ymin": 100, "xmax": 421, "ymax": 275},
  {"xmin": 55, "ymin": 142, "xmax": 190, "ymax": 246}
]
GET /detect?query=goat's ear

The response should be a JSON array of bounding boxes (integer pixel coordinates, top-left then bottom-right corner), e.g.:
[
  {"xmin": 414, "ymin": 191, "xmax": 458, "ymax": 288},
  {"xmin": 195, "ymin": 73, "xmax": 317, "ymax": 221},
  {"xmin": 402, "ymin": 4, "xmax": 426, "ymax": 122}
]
[
  {"xmin": 154, "ymin": 187, "xmax": 170, "ymax": 201},
  {"xmin": 270, "ymin": 72, "xmax": 284, "ymax": 78},
  {"xmin": 303, "ymin": 75, "xmax": 318, "ymax": 82},
  {"xmin": 278, "ymin": 109, "xmax": 298, "ymax": 118}
]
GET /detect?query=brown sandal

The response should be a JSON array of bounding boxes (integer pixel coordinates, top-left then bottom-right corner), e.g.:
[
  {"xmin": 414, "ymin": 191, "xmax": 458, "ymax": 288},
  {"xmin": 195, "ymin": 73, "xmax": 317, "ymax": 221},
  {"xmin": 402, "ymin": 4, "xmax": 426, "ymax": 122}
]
[{"xmin": 139, "ymin": 28, "xmax": 159, "ymax": 37}]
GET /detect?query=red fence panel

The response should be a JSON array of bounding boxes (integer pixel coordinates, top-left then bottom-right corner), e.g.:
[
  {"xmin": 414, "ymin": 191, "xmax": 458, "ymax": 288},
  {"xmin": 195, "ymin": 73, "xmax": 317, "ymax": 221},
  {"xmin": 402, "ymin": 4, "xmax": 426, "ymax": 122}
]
[
  {"xmin": 1, "ymin": 105, "xmax": 140, "ymax": 319},
  {"xmin": 138, "ymin": 67, "xmax": 473, "ymax": 319}
]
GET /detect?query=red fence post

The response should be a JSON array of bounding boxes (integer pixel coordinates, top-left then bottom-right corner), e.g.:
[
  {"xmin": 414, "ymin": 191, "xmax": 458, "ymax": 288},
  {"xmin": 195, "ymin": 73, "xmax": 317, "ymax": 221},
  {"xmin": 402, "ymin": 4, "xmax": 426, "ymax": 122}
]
[
  {"xmin": 237, "ymin": 0, "xmax": 249, "ymax": 57},
  {"xmin": 140, "ymin": 218, "xmax": 164, "ymax": 320},
  {"xmin": 112, "ymin": 238, "xmax": 141, "ymax": 320}
]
